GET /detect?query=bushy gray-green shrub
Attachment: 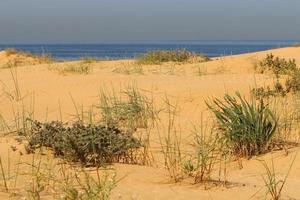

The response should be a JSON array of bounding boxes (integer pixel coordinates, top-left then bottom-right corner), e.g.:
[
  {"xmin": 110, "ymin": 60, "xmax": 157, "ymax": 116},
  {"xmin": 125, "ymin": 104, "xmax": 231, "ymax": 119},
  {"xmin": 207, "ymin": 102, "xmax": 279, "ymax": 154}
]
[{"xmin": 25, "ymin": 121, "xmax": 142, "ymax": 166}]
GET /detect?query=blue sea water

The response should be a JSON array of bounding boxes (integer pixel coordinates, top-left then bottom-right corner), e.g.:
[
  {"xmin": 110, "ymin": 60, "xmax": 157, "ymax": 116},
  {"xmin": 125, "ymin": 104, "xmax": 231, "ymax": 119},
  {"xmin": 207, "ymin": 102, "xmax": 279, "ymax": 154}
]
[{"xmin": 0, "ymin": 41, "xmax": 299, "ymax": 61}]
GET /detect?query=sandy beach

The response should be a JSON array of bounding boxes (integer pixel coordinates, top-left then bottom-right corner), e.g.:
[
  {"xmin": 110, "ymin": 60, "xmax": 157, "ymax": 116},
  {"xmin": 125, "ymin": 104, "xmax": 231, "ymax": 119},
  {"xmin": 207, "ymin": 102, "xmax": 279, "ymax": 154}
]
[{"xmin": 0, "ymin": 47, "xmax": 300, "ymax": 199}]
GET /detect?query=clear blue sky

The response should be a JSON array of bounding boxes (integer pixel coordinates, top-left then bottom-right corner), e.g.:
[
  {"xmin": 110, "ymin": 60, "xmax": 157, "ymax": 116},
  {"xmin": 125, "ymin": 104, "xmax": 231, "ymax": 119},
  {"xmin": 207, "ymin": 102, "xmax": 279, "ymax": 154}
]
[{"xmin": 1, "ymin": 0, "xmax": 300, "ymax": 43}]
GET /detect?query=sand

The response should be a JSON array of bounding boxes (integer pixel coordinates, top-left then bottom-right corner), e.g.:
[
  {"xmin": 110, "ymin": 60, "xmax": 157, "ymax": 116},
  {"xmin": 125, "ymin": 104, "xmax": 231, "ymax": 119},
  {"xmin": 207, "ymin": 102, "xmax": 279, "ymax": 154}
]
[{"xmin": 0, "ymin": 47, "xmax": 300, "ymax": 199}]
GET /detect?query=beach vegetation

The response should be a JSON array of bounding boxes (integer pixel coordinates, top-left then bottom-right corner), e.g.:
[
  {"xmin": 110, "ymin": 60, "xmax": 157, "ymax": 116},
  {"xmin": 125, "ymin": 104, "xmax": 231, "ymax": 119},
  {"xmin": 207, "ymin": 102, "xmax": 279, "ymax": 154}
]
[
  {"xmin": 136, "ymin": 49, "xmax": 210, "ymax": 65},
  {"xmin": 49, "ymin": 62, "xmax": 92, "ymax": 75},
  {"xmin": 112, "ymin": 62, "xmax": 144, "ymax": 75},
  {"xmin": 207, "ymin": 92, "xmax": 277, "ymax": 158},
  {"xmin": 98, "ymin": 86, "xmax": 157, "ymax": 131},
  {"xmin": 259, "ymin": 150, "xmax": 298, "ymax": 200},
  {"xmin": 24, "ymin": 120, "xmax": 142, "ymax": 166},
  {"xmin": 256, "ymin": 54, "xmax": 297, "ymax": 76}
]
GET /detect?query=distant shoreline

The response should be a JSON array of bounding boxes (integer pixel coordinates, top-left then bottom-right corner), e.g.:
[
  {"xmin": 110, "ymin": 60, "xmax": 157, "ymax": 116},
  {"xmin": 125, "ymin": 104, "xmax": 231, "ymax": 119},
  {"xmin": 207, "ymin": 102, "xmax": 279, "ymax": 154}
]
[{"xmin": 0, "ymin": 41, "xmax": 299, "ymax": 61}]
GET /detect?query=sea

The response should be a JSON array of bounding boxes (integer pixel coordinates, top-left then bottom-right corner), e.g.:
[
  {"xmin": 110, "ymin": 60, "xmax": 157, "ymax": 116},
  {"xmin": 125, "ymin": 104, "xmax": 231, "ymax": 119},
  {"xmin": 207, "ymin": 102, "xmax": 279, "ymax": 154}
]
[{"xmin": 0, "ymin": 40, "xmax": 299, "ymax": 61}]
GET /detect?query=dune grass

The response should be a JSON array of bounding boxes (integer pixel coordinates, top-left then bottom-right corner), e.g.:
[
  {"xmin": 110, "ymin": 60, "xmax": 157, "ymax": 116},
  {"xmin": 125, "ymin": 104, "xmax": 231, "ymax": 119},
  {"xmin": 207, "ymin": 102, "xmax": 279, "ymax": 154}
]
[
  {"xmin": 98, "ymin": 86, "xmax": 158, "ymax": 131},
  {"xmin": 49, "ymin": 62, "xmax": 92, "ymax": 75},
  {"xmin": 112, "ymin": 62, "xmax": 144, "ymax": 75},
  {"xmin": 2, "ymin": 48, "xmax": 53, "ymax": 68},
  {"xmin": 259, "ymin": 149, "xmax": 299, "ymax": 200},
  {"xmin": 136, "ymin": 49, "xmax": 210, "ymax": 65},
  {"xmin": 182, "ymin": 124, "xmax": 225, "ymax": 184}
]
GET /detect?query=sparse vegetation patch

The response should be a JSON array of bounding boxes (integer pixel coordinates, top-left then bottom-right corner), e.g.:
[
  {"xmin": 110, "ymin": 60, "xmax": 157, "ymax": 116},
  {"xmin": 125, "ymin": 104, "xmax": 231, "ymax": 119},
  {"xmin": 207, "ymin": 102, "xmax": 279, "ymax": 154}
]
[
  {"xmin": 253, "ymin": 54, "xmax": 300, "ymax": 99},
  {"xmin": 1, "ymin": 48, "xmax": 53, "ymax": 69},
  {"xmin": 256, "ymin": 54, "xmax": 296, "ymax": 76},
  {"xmin": 25, "ymin": 121, "xmax": 142, "ymax": 166},
  {"xmin": 49, "ymin": 62, "xmax": 92, "ymax": 75},
  {"xmin": 136, "ymin": 49, "xmax": 210, "ymax": 65},
  {"xmin": 98, "ymin": 87, "xmax": 157, "ymax": 131}
]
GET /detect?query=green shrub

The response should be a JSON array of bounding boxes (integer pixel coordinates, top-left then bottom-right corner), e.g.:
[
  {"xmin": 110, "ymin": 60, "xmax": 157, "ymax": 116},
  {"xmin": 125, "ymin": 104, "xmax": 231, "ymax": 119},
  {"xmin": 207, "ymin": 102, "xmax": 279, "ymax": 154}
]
[
  {"xmin": 207, "ymin": 92, "xmax": 277, "ymax": 157},
  {"xmin": 252, "ymin": 69, "xmax": 300, "ymax": 99},
  {"xmin": 285, "ymin": 69, "xmax": 300, "ymax": 93},
  {"xmin": 251, "ymin": 81, "xmax": 286, "ymax": 99},
  {"xmin": 136, "ymin": 49, "xmax": 210, "ymax": 65},
  {"xmin": 257, "ymin": 54, "xmax": 297, "ymax": 76},
  {"xmin": 25, "ymin": 121, "xmax": 142, "ymax": 166}
]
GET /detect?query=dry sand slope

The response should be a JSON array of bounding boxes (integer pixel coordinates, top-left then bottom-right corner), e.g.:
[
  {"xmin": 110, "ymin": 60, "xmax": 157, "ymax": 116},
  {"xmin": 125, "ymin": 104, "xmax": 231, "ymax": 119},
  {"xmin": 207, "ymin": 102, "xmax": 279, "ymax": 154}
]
[{"xmin": 0, "ymin": 47, "xmax": 300, "ymax": 199}]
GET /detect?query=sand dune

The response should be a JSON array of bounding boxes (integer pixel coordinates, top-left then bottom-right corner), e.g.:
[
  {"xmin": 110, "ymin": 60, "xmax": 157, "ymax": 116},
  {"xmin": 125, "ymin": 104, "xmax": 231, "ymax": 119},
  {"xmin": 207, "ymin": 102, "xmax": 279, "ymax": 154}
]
[{"xmin": 0, "ymin": 47, "xmax": 300, "ymax": 199}]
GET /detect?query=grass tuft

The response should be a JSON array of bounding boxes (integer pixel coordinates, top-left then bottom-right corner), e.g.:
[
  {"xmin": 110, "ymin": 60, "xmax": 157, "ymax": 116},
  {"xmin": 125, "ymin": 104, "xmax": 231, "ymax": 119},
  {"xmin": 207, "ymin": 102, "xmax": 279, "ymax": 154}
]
[
  {"xmin": 49, "ymin": 62, "xmax": 92, "ymax": 75},
  {"xmin": 207, "ymin": 92, "xmax": 277, "ymax": 158},
  {"xmin": 98, "ymin": 86, "xmax": 157, "ymax": 131}
]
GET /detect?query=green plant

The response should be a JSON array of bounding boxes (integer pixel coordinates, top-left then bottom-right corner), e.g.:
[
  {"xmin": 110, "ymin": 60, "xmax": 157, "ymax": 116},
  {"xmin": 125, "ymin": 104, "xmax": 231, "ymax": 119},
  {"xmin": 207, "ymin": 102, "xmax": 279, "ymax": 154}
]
[
  {"xmin": 251, "ymin": 81, "xmax": 286, "ymax": 99},
  {"xmin": 25, "ymin": 154, "xmax": 45, "ymax": 200},
  {"xmin": 49, "ymin": 63, "xmax": 92, "ymax": 75},
  {"xmin": 260, "ymin": 150, "xmax": 298, "ymax": 200},
  {"xmin": 98, "ymin": 86, "xmax": 157, "ymax": 131},
  {"xmin": 252, "ymin": 67, "xmax": 300, "ymax": 99},
  {"xmin": 8, "ymin": 67, "xmax": 22, "ymax": 101},
  {"xmin": 182, "ymin": 125, "xmax": 221, "ymax": 183},
  {"xmin": 136, "ymin": 49, "xmax": 210, "ymax": 65},
  {"xmin": 112, "ymin": 62, "xmax": 144, "ymax": 75},
  {"xmin": 257, "ymin": 54, "xmax": 297, "ymax": 76},
  {"xmin": 158, "ymin": 96, "xmax": 183, "ymax": 182},
  {"xmin": 285, "ymin": 69, "xmax": 300, "ymax": 93},
  {"xmin": 207, "ymin": 92, "xmax": 278, "ymax": 158},
  {"xmin": 24, "ymin": 121, "xmax": 142, "ymax": 166},
  {"xmin": 75, "ymin": 168, "xmax": 116, "ymax": 200}
]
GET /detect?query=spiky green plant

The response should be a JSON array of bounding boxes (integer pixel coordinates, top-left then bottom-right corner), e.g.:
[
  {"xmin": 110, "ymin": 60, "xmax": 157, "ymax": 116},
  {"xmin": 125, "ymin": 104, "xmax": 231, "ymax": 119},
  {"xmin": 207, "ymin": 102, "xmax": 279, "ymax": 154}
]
[{"xmin": 207, "ymin": 92, "xmax": 277, "ymax": 157}]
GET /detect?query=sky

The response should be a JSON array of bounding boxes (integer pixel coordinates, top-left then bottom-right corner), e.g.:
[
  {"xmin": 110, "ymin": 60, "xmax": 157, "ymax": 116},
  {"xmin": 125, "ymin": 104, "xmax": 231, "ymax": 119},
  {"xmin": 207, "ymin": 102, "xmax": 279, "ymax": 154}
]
[{"xmin": 0, "ymin": 0, "xmax": 300, "ymax": 43}]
